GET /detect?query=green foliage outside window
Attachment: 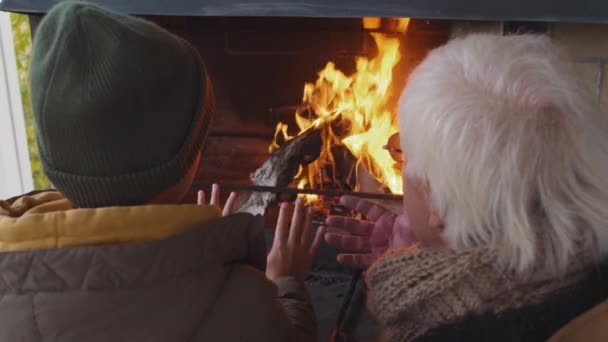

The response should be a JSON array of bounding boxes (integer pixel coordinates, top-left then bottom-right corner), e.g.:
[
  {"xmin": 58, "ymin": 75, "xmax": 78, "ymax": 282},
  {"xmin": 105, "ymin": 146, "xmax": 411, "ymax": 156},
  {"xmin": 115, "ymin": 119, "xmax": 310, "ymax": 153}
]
[{"xmin": 10, "ymin": 14, "xmax": 50, "ymax": 189}]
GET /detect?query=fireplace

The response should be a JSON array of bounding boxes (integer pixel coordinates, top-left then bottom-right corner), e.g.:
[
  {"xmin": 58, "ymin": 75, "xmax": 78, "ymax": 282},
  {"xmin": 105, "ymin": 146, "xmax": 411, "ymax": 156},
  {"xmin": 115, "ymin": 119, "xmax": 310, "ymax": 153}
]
[
  {"xmin": 127, "ymin": 16, "xmax": 448, "ymax": 213},
  {"xmin": 3, "ymin": 0, "xmax": 608, "ymax": 339}
]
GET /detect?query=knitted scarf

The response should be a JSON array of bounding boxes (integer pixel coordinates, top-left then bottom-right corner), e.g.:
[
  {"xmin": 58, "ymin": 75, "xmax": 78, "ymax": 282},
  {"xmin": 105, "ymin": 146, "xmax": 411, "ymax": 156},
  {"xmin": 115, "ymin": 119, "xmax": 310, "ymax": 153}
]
[{"xmin": 365, "ymin": 247, "xmax": 591, "ymax": 341}]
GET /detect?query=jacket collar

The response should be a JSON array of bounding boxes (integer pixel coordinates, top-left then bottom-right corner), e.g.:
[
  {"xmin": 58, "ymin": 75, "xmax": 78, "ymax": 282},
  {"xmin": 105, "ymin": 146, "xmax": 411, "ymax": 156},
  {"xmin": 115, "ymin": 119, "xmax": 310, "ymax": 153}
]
[{"xmin": 0, "ymin": 191, "xmax": 220, "ymax": 251}]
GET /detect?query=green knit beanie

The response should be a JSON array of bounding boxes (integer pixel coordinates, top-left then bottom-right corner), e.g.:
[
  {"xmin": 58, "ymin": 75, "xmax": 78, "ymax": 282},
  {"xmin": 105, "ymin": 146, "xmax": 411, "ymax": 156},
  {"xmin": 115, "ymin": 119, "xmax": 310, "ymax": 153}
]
[{"xmin": 30, "ymin": 1, "xmax": 213, "ymax": 208}]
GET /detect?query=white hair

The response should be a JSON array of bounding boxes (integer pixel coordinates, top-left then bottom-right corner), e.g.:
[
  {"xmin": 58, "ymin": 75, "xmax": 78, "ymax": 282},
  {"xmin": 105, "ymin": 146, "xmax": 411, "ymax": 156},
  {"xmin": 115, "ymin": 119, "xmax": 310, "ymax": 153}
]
[{"xmin": 399, "ymin": 33, "xmax": 608, "ymax": 275}]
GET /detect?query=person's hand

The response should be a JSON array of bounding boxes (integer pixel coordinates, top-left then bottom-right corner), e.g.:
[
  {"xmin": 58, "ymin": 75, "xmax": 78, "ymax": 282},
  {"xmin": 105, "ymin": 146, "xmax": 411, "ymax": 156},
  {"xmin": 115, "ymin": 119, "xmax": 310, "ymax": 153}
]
[
  {"xmin": 266, "ymin": 198, "xmax": 325, "ymax": 282},
  {"xmin": 197, "ymin": 183, "xmax": 238, "ymax": 216},
  {"xmin": 324, "ymin": 195, "xmax": 415, "ymax": 269}
]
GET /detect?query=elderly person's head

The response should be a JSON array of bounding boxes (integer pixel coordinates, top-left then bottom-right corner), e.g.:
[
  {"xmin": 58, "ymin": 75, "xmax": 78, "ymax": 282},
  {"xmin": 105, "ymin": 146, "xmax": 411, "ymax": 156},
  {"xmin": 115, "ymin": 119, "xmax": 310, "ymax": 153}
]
[{"xmin": 399, "ymin": 33, "xmax": 608, "ymax": 275}]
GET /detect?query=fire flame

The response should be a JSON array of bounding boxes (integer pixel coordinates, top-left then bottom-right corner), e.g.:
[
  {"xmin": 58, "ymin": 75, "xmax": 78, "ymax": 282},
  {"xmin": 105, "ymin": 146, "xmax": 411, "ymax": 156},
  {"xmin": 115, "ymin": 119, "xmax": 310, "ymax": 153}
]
[
  {"xmin": 363, "ymin": 17, "xmax": 410, "ymax": 33},
  {"xmin": 271, "ymin": 20, "xmax": 406, "ymax": 198}
]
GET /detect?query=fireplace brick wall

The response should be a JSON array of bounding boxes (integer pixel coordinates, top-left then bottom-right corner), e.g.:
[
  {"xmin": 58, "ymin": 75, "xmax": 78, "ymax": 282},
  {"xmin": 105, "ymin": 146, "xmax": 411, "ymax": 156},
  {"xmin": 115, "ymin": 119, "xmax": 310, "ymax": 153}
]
[{"xmin": 451, "ymin": 21, "xmax": 608, "ymax": 108}]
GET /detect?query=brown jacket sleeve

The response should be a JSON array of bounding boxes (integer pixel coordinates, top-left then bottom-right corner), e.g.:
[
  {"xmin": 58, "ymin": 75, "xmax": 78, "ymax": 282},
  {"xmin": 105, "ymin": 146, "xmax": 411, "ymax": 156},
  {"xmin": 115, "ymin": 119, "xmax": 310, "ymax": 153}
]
[
  {"xmin": 210, "ymin": 265, "xmax": 318, "ymax": 342},
  {"xmin": 273, "ymin": 276, "xmax": 318, "ymax": 342}
]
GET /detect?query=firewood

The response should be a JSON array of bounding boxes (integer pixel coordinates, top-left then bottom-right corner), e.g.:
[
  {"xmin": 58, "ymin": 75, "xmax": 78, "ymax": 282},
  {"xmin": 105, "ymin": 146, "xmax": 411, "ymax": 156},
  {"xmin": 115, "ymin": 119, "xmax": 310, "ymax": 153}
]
[
  {"xmin": 233, "ymin": 126, "xmax": 323, "ymax": 215},
  {"xmin": 232, "ymin": 117, "xmax": 404, "ymax": 216}
]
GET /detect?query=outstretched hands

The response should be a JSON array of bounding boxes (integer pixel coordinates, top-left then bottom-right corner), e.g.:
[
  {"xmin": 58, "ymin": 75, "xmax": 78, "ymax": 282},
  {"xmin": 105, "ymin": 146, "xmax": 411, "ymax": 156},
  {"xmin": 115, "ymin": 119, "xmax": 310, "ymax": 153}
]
[
  {"xmin": 197, "ymin": 183, "xmax": 238, "ymax": 216},
  {"xmin": 324, "ymin": 196, "xmax": 414, "ymax": 269},
  {"xmin": 266, "ymin": 198, "xmax": 325, "ymax": 282},
  {"xmin": 198, "ymin": 186, "xmax": 324, "ymax": 283},
  {"xmin": 197, "ymin": 184, "xmax": 409, "ymax": 273}
]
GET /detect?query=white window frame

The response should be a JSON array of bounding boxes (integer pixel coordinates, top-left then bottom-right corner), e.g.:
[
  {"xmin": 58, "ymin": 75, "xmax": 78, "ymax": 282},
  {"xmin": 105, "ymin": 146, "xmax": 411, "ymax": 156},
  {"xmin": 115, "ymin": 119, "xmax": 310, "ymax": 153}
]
[{"xmin": 0, "ymin": 12, "xmax": 33, "ymax": 199}]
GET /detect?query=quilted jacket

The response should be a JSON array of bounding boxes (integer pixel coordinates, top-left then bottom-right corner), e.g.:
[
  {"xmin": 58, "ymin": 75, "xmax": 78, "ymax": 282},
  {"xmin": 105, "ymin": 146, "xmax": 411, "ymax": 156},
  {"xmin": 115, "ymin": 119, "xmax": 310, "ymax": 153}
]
[{"xmin": 0, "ymin": 191, "xmax": 317, "ymax": 342}]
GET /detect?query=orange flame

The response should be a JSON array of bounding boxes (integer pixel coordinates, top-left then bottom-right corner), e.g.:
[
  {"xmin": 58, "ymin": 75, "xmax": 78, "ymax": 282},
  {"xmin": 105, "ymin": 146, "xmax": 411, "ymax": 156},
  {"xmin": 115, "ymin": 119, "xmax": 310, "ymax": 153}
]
[
  {"xmin": 363, "ymin": 17, "xmax": 410, "ymax": 33},
  {"xmin": 394, "ymin": 18, "xmax": 411, "ymax": 33},
  {"xmin": 362, "ymin": 17, "xmax": 382, "ymax": 30},
  {"xmin": 271, "ymin": 24, "xmax": 406, "ymax": 198}
]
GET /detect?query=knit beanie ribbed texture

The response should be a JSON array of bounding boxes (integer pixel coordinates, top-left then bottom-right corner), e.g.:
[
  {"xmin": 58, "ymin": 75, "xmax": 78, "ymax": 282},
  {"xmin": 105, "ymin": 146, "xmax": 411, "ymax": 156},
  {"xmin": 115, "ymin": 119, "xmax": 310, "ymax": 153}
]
[{"xmin": 30, "ymin": 1, "xmax": 213, "ymax": 207}]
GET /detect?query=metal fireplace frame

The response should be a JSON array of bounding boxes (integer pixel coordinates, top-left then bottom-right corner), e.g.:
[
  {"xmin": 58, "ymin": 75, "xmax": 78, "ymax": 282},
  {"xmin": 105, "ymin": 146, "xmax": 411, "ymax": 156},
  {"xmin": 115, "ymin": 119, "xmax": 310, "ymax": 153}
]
[{"xmin": 2, "ymin": 0, "xmax": 608, "ymax": 23}]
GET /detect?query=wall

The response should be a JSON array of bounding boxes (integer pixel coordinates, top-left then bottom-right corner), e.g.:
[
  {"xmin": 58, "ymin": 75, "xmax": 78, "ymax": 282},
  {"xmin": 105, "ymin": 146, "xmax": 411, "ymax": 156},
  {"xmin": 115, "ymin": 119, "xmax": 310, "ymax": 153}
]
[
  {"xmin": 552, "ymin": 23, "xmax": 608, "ymax": 106},
  {"xmin": 451, "ymin": 21, "xmax": 608, "ymax": 107}
]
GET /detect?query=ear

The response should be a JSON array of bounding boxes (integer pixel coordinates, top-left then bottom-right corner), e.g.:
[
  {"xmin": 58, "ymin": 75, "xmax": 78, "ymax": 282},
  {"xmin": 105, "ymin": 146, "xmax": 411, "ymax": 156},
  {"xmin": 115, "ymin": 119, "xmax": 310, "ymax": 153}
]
[{"xmin": 426, "ymin": 209, "xmax": 446, "ymax": 247}]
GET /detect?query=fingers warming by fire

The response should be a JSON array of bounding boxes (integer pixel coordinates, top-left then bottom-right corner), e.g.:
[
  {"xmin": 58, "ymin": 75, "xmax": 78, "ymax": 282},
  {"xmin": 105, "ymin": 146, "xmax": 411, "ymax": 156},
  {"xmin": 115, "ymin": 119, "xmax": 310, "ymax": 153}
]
[{"xmin": 197, "ymin": 184, "xmax": 238, "ymax": 216}]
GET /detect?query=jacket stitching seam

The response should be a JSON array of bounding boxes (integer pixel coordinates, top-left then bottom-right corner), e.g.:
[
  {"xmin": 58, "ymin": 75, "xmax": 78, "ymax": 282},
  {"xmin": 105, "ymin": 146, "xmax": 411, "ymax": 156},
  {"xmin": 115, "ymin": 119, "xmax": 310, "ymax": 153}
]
[{"xmin": 31, "ymin": 294, "xmax": 43, "ymax": 342}]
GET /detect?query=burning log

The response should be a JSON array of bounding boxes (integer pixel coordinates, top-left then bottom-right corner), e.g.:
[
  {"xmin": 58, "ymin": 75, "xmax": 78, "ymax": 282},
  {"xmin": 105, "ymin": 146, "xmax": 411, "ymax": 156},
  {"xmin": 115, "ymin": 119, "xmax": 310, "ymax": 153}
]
[
  {"xmin": 233, "ymin": 126, "xmax": 322, "ymax": 215},
  {"xmin": 231, "ymin": 118, "xmax": 403, "ymax": 215},
  {"xmin": 231, "ymin": 136, "xmax": 403, "ymax": 216}
]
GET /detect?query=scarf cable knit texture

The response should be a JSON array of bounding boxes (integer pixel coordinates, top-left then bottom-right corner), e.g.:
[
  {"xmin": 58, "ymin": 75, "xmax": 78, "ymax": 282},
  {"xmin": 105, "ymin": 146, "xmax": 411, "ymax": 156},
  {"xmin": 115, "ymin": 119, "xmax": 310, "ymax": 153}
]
[{"xmin": 365, "ymin": 247, "xmax": 591, "ymax": 341}]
